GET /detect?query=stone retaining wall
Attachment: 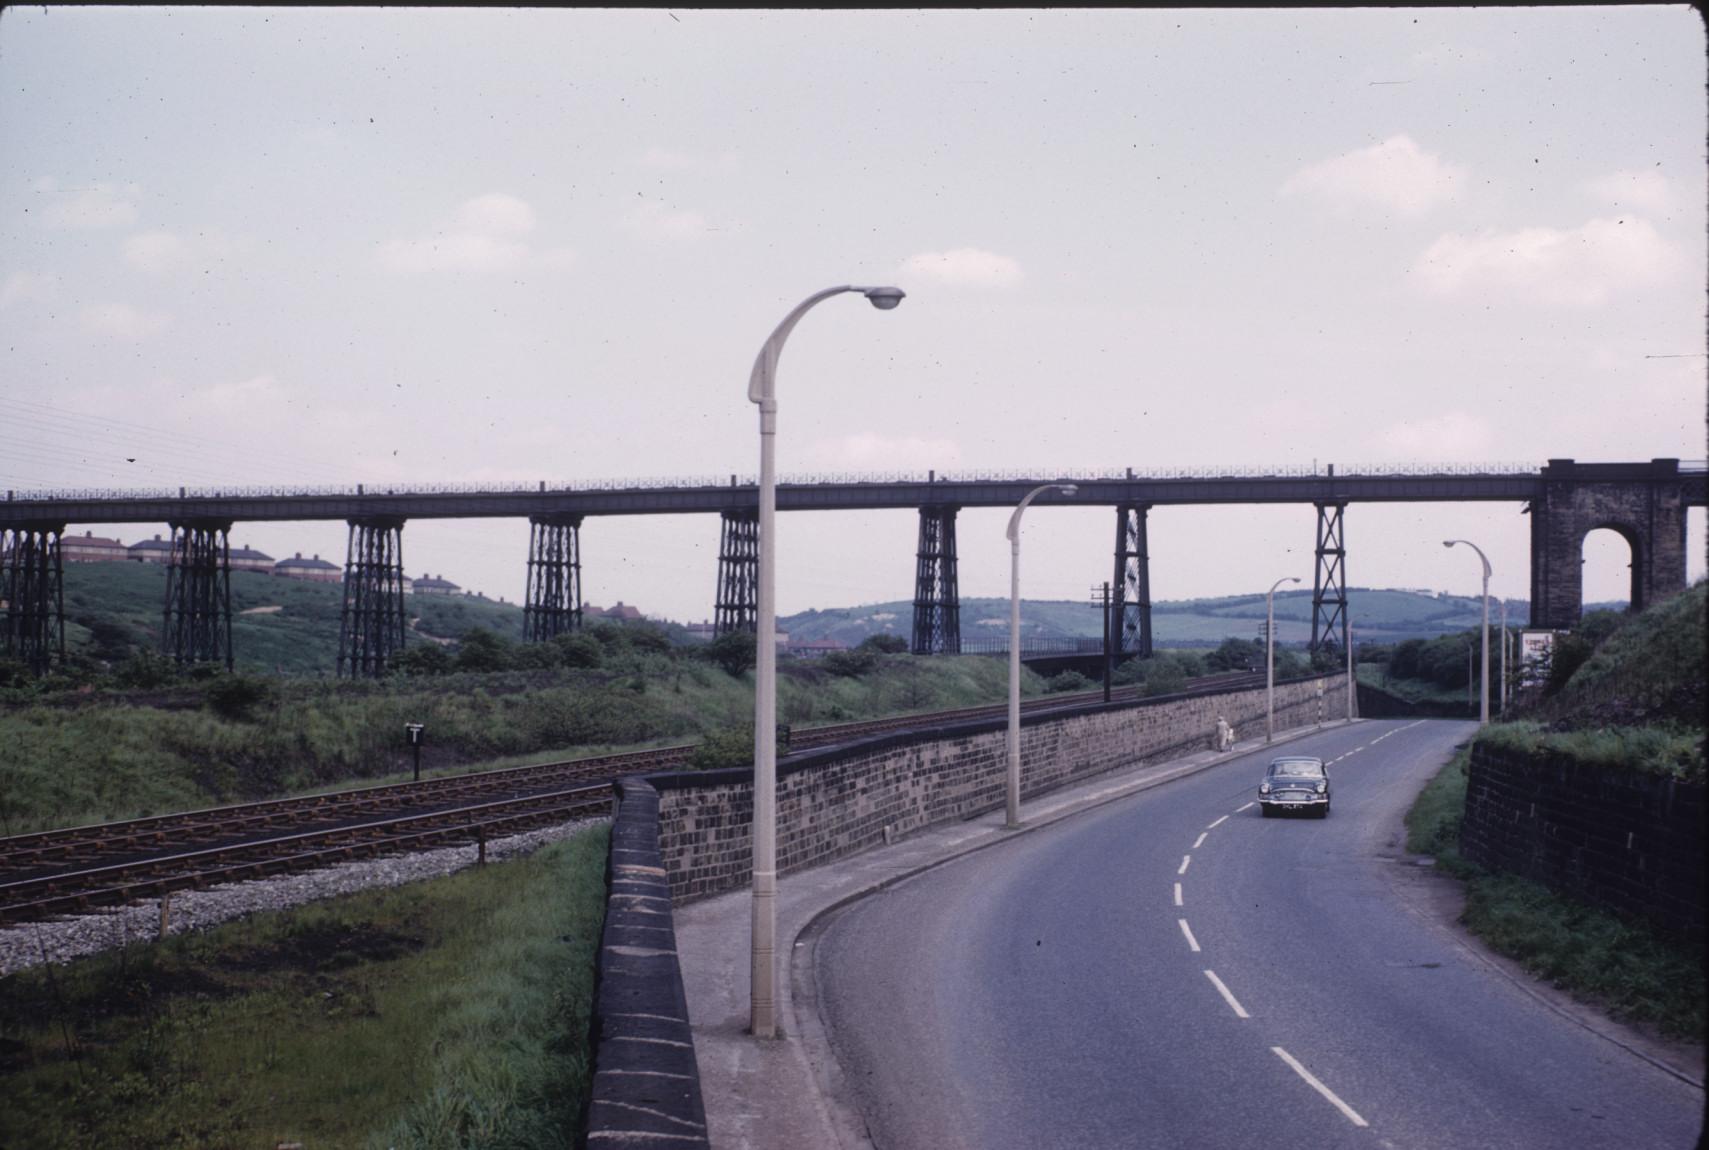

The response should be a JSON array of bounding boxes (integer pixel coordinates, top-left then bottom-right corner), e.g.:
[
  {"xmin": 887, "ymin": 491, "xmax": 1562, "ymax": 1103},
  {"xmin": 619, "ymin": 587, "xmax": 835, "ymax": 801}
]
[
  {"xmin": 1460, "ymin": 742, "xmax": 1705, "ymax": 944},
  {"xmin": 652, "ymin": 673, "xmax": 1350, "ymax": 902}
]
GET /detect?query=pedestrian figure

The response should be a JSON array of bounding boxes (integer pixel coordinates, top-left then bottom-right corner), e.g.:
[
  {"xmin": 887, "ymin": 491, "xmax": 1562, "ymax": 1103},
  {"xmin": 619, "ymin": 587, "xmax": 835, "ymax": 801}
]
[{"xmin": 1215, "ymin": 715, "xmax": 1233, "ymax": 752}]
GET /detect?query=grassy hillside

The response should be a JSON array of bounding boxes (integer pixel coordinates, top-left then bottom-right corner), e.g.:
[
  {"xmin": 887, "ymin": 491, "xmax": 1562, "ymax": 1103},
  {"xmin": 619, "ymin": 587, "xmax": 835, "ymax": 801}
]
[
  {"xmin": 58, "ymin": 561, "xmax": 523, "ymax": 677},
  {"xmin": 783, "ymin": 587, "xmax": 1543, "ymax": 648}
]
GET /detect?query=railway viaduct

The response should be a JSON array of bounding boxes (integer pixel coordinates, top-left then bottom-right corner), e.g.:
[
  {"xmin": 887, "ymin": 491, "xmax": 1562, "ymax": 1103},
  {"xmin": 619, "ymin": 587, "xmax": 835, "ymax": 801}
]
[{"xmin": 2, "ymin": 458, "xmax": 1701, "ymax": 676}]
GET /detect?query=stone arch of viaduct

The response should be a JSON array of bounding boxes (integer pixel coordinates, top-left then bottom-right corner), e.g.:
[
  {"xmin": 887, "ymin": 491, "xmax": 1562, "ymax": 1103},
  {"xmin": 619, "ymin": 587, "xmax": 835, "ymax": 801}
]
[{"xmin": 2, "ymin": 459, "xmax": 1699, "ymax": 676}]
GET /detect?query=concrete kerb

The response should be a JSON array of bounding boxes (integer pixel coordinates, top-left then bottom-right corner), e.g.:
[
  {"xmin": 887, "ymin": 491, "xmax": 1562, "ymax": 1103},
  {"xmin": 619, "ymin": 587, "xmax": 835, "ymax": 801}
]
[{"xmin": 738, "ymin": 719, "xmax": 1362, "ymax": 1150}]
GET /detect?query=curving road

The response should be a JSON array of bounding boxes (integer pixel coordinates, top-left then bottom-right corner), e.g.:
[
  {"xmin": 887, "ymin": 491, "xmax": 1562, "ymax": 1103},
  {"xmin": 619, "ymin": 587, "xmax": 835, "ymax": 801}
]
[{"xmin": 813, "ymin": 719, "xmax": 1703, "ymax": 1150}]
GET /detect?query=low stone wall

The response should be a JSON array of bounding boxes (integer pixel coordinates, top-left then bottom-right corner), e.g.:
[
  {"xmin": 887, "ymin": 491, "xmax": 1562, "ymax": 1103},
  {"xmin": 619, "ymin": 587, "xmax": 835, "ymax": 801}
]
[
  {"xmin": 584, "ymin": 779, "xmax": 711, "ymax": 1149},
  {"xmin": 1460, "ymin": 743, "xmax": 1706, "ymax": 944},
  {"xmin": 653, "ymin": 673, "xmax": 1350, "ymax": 903}
]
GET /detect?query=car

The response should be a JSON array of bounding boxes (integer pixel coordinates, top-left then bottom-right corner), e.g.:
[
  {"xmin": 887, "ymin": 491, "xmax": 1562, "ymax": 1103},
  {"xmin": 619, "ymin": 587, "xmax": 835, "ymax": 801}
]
[{"xmin": 1258, "ymin": 756, "xmax": 1330, "ymax": 817}]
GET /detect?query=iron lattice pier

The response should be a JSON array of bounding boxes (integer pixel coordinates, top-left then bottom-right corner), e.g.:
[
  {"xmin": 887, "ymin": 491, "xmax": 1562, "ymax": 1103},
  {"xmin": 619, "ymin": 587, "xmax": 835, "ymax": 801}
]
[
  {"xmin": 523, "ymin": 514, "xmax": 583, "ymax": 641},
  {"xmin": 337, "ymin": 517, "xmax": 407, "ymax": 678},
  {"xmin": 912, "ymin": 505, "xmax": 961, "ymax": 654},
  {"xmin": 1112, "ymin": 503, "xmax": 1154, "ymax": 660},
  {"xmin": 714, "ymin": 509, "xmax": 759, "ymax": 635},
  {"xmin": 1311, "ymin": 502, "xmax": 1348, "ymax": 656},
  {"xmin": 161, "ymin": 519, "xmax": 234, "ymax": 669},
  {"xmin": 1, "ymin": 523, "xmax": 65, "ymax": 674}
]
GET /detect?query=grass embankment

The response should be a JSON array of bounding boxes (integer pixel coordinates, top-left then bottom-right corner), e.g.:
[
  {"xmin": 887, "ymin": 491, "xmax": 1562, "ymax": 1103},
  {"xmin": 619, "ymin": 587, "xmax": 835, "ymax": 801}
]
[
  {"xmin": 1403, "ymin": 583, "xmax": 1708, "ymax": 1041},
  {"xmin": 0, "ymin": 651, "xmax": 1025, "ymax": 836},
  {"xmin": 0, "ymin": 824, "xmax": 609, "ymax": 1149}
]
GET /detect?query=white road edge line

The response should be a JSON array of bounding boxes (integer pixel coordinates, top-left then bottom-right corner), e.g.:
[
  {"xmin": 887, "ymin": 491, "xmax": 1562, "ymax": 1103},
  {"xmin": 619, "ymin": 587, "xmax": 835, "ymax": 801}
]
[
  {"xmin": 1271, "ymin": 1046, "xmax": 1369, "ymax": 1127},
  {"xmin": 1192, "ymin": 832, "xmax": 1208, "ymax": 849},
  {"xmin": 1236, "ymin": 801, "xmax": 1255, "ymax": 812},
  {"xmin": 1207, "ymin": 815, "xmax": 1229, "ymax": 829},
  {"xmin": 1174, "ymin": 882, "xmax": 1183, "ymax": 907},
  {"xmin": 1178, "ymin": 855, "xmax": 1192, "ymax": 875},
  {"xmin": 1203, "ymin": 970, "xmax": 1250, "ymax": 1018},
  {"xmin": 1178, "ymin": 919, "xmax": 1201, "ymax": 952}
]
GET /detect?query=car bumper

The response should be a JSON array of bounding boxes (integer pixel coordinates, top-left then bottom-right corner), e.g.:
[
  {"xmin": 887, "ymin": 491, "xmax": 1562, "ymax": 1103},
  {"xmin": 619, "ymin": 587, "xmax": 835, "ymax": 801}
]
[{"xmin": 1259, "ymin": 793, "xmax": 1328, "ymax": 810}]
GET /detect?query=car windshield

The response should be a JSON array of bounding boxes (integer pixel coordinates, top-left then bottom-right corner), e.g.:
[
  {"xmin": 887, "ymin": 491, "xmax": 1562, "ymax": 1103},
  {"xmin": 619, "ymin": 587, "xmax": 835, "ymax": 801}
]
[{"xmin": 1269, "ymin": 761, "xmax": 1323, "ymax": 778}]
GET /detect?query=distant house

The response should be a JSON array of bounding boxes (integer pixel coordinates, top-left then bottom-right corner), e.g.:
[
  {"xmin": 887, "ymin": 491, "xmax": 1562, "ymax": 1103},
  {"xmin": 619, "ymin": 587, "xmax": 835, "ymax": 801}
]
[
  {"xmin": 413, "ymin": 573, "xmax": 460, "ymax": 596},
  {"xmin": 787, "ymin": 638, "xmax": 848, "ymax": 659},
  {"xmin": 274, "ymin": 552, "xmax": 341, "ymax": 583},
  {"xmin": 229, "ymin": 544, "xmax": 274, "ymax": 573},
  {"xmin": 62, "ymin": 530, "xmax": 127, "ymax": 563},
  {"xmin": 585, "ymin": 601, "xmax": 644, "ymax": 621},
  {"xmin": 128, "ymin": 534, "xmax": 174, "ymax": 564}
]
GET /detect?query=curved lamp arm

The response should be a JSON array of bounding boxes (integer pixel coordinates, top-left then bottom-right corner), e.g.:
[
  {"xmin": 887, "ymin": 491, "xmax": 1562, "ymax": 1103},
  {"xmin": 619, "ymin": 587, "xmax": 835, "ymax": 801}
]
[{"xmin": 748, "ymin": 285, "xmax": 906, "ymax": 406}]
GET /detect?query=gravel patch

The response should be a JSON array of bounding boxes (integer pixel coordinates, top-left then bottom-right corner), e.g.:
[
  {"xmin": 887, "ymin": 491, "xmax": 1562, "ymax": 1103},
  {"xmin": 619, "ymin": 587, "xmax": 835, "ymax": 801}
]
[{"xmin": 0, "ymin": 816, "xmax": 609, "ymax": 977}]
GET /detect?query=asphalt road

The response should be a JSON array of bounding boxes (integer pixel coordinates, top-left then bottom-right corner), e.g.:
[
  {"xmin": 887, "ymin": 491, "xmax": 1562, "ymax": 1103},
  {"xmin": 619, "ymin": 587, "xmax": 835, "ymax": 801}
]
[{"xmin": 813, "ymin": 719, "xmax": 1704, "ymax": 1150}]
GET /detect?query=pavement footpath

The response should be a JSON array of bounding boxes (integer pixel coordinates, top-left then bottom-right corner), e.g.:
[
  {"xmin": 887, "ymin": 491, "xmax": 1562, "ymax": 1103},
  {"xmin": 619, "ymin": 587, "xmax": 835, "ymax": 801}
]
[{"xmin": 671, "ymin": 719, "xmax": 1356, "ymax": 1150}]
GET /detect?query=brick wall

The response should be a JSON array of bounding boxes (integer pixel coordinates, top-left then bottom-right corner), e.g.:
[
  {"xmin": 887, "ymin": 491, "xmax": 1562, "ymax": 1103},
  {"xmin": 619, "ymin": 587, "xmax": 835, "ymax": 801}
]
[
  {"xmin": 651, "ymin": 674, "xmax": 1350, "ymax": 903},
  {"xmin": 1460, "ymin": 742, "xmax": 1705, "ymax": 944}
]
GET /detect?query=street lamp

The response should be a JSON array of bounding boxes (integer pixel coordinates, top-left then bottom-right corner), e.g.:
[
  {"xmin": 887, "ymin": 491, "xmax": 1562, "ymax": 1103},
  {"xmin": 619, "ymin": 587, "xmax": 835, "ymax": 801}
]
[
  {"xmin": 1444, "ymin": 539, "xmax": 1492, "ymax": 725},
  {"xmin": 1266, "ymin": 575, "xmax": 1302, "ymax": 743},
  {"xmin": 1005, "ymin": 482, "xmax": 1078, "ymax": 829},
  {"xmin": 746, "ymin": 284, "xmax": 904, "ymax": 1040},
  {"xmin": 1498, "ymin": 597, "xmax": 1509, "ymax": 715}
]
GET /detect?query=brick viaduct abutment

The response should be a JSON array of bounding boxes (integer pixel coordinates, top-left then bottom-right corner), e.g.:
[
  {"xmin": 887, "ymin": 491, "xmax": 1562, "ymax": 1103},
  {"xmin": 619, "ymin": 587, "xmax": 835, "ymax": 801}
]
[{"xmin": 1528, "ymin": 458, "xmax": 1691, "ymax": 631}]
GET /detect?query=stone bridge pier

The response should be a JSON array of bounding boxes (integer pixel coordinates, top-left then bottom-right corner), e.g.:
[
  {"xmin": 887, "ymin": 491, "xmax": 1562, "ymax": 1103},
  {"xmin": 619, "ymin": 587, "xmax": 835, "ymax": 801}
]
[{"xmin": 1529, "ymin": 458, "xmax": 1689, "ymax": 631}]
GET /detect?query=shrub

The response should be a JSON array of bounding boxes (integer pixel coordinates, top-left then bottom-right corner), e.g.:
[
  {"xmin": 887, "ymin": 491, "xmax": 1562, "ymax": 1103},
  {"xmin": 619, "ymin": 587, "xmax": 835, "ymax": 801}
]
[
  {"xmin": 688, "ymin": 725, "xmax": 755, "ymax": 771},
  {"xmin": 1205, "ymin": 637, "xmax": 1263, "ymax": 673},
  {"xmin": 1045, "ymin": 670, "xmax": 1092, "ymax": 693},
  {"xmin": 822, "ymin": 648, "xmax": 879, "ymax": 678},
  {"xmin": 858, "ymin": 634, "xmax": 909, "ymax": 654},
  {"xmin": 551, "ymin": 632, "xmax": 604, "ymax": 668},
  {"xmin": 453, "ymin": 628, "xmax": 516, "ymax": 673},
  {"xmin": 205, "ymin": 674, "xmax": 276, "ymax": 722},
  {"xmin": 704, "ymin": 631, "xmax": 757, "ymax": 677},
  {"xmin": 388, "ymin": 644, "xmax": 452, "ymax": 676}
]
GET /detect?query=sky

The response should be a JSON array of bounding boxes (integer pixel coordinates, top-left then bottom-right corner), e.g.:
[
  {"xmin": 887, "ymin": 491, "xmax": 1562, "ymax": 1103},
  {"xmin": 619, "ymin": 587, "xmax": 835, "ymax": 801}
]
[{"xmin": 2, "ymin": 7, "xmax": 1704, "ymax": 626}]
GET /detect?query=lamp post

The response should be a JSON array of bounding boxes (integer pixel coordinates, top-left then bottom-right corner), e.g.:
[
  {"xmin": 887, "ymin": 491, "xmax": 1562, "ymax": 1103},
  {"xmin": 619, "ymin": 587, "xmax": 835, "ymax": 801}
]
[
  {"xmin": 1444, "ymin": 539, "xmax": 1492, "ymax": 725},
  {"xmin": 1006, "ymin": 482, "xmax": 1078, "ymax": 829},
  {"xmin": 1346, "ymin": 617, "xmax": 1355, "ymax": 722},
  {"xmin": 1266, "ymin": 575, "xmax": 1302, "ymax": 743},
  {"xmin": 747, "ymin": 284, "xmax": 904, "ymax": 1040},
  {"xmin": 1498, "ymin": 598, "xmax": 1509, "ymax": 715}
]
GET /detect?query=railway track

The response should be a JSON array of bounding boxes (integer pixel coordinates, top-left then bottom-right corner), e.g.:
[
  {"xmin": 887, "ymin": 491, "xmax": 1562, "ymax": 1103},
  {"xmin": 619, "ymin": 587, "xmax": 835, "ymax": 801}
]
[{"xmin": 0, "ymin": 669, "xmax": 1267, "ymax": 925}]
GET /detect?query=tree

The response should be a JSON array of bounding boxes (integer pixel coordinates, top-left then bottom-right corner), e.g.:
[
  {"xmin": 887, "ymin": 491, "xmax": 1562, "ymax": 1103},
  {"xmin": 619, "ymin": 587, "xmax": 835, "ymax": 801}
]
[
  {"xmin": 454, "ymin": 628, "xmax": 516, "ymax": 673},
  {"xmin": 389, "ymin": 643, "xmax": 452, "ymax": 676},
  {"xmin": 858, "ymin": 633, "xmax": 909, "ymax": 654}
]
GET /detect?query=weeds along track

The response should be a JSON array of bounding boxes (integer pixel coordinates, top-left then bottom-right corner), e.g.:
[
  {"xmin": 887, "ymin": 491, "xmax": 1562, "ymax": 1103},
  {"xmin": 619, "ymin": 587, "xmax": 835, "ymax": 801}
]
[{"xmin": 0, "ymin": 672, "xmax": 1264, "ymax": 924}]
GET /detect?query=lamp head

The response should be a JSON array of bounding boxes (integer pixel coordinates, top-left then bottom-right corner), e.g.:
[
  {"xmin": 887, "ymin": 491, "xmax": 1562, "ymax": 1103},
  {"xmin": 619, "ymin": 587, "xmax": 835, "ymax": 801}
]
[
  {"xmin": 862, "ymin": 286, "xmax": 906, "ymax": 310},
  {"xmin": 1058, "ymin": 484, "xmax": 1079, "ymax": 496},
  {"xmin": 1443, "ymin": 540, "xmax": 1456, "ymax": 549}
]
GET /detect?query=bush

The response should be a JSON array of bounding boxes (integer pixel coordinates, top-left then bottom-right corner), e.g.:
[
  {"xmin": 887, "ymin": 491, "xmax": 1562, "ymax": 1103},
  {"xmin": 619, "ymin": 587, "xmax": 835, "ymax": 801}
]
[
  {"xmin": 858, "ymin": 634, "xmax": 909, "ymax": 654},
  {"xmin": 111, "ymin": 649, "xmax": 177, "ymax": 689},
  {"xmin": 1141, "ymin": 660, "xmax": 1187, "ymax": 697},
  {"xmin": 1045, "ymin": 670, "xmax": 1092, "ymax": 693},
  {"xmin": 688, "ymin": 725, "xmax": 755, "ymax": 771},
  {"xmin": 1205, "ymin": 637, "xmax": 1262, "ymax": 673},
  {"xmin": 822, "ymin": 648, "xmax": 879, "ymax": 678},
  {"xmin": 704, "ymin": 631, "xmax": 757, "ymax": 677},
  {"xmin": 551, "ymin": 632, "xmax": 603, "ymax": 669},
  {"xmin": 388, "ymin": 644, "xmax": 452, "ymax": 677},
  {"xmin": 204, "ymin": 674, "xmax": 275, "ymax": 722},
  {"xmin": 453, "ymin": 628, "xmax": 517, "ymax": 673}
]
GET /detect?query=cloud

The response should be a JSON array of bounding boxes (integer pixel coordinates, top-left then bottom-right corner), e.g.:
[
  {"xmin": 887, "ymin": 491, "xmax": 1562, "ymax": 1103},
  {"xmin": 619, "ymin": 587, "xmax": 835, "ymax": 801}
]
[
  {"xmin": 1584, "ymin": 169, "xmax": 1675, "ymax": 215},
  {"xmin": 1412, "ymin": 217, "xmax": 1681, "ymax": 306},
  {"xmin": 82, "ymin": 302, "xmax": 170, "ymax": 339},
  {"xmin": 0, "ymin": 271, "xmax": 57, "ymax": 309},
  {"xmin": 899, "ymin": 247, "xmax": 1023, "ymax": 288},
  {"xmin": 38, "ymin": 181, "xmax": 141, "ymax": 229},
  {"xmin": 1379, "ymin": 412, "xmax": 1495, "ymax": 460},
  {"xmin": 620, "ymin": 201, "xmax": 711, "ymax": 244},
  {"xmin": 805, "ymin": 432, "xmax": 963, "ymax": 470},
  {"xmin": 379, "ymin": 193, "xmax": 571, "ymax": 273},
  {"xmin": 123, "ymin": 230, "xmax": 192, "ymax": 273},
  {"xmin": 1279, "ymin": 135, "xmax": 1466, "ymax": 217}
]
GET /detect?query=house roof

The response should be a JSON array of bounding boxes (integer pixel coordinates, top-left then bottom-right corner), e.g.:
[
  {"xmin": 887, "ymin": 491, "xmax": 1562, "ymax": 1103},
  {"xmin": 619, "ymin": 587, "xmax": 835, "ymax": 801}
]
[
  {"xmin": 275, "ymin": 552, "xmax": 339, "ymax": 570},
  {"xmin": 129, "ymin": 535, "xmax": 173, "ymax": 552},
  {"xmin": 65, "ymin": 531, "xmax": 125, "ymax": 549},
  {"xmin": 414, "ymin": 574, "xmax": 460, "ymax": 589}
]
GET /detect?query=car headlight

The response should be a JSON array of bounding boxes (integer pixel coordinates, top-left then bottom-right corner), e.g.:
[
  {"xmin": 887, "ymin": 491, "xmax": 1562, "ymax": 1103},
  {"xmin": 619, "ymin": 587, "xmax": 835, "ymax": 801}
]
[
  {"xmin": 1259, "ymin": 782, "xmax": 1271, "ymax": 794},
  {"xmin": 1316, "ymin": 780, "xmax": 1327, "ymax": 793}
]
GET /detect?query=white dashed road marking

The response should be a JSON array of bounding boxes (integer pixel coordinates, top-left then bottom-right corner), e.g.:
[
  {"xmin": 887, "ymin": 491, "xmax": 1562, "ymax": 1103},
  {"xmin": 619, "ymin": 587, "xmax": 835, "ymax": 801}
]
[
  {"xmin": 1237, "ymin": 801, "xmax": 1255, "ymax": 812},
  {"xmin": 1174, "ymin": 882, "xmax": 1183, "ymax": 907},
  {"xmin": 1207, "ymin": 815, "xmax": 1229, "ymax": 829},
  {"xmin": 1271, "ymin": 1046, "xmax": 1369, "ymax": 1127},
  {"xmin": 1178, "ymin": 919, "xmax": 1201, "ymax": 952},
  {"xmin": 1192, "ymin": 832, "xmax": 1208, "ymax": 849},
  {"xmin": 1203, "ymin": 970, "xmax": 1250, "ymax": 1018},
  {"xmin": 1178, "ymin": 855, "xmax": 1192, "ymax": 876}
]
